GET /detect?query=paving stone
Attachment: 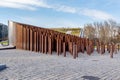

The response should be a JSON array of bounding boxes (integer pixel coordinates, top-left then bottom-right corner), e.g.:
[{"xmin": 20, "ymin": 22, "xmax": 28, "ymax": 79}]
[{"xmin": 0, "ymin": 49, "xmax": 120, "ymax": 80}]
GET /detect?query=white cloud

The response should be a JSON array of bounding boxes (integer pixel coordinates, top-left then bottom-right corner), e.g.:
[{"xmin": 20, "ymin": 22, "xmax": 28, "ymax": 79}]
[
  {"xmin": 80, "ymin": 9, "xmax": 115, "ymax": 20},
  {"xmin": 0, "ymin": 0, "xmax": 35, "ymax": 10},
  {"xmin": 53, "ymin": 5, "xmax": 77, "ymax": 13},
  {"xmin": 0, "ymin": 0, "xmax": 115, "ymax": 21},
  {"xmin": 0, "ymin": 0, "xmax": 50, "ymax": 10},
  {"xmin": 52, "ymin": 5, "xmax": 115, "ymax": 20},
  {"xmin": 53, "ymin": 6, "xmax": 115, "ymax": 20}
]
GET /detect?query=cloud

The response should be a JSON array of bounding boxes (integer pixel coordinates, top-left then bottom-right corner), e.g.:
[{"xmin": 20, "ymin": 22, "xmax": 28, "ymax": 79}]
[
  {"xmin": 80, "ymin": 8, "xmax": 115, "ymax": 20},
  {"xmin": 0, "ymin": 0, "xmax": 50, "ymax": 10},
  {"xmin": 52, "ymin": 5, "xmax": 115, "ymax": 20},
  {"xmin": 53, "ymin": 6, "xmax": 115, "ymax": 20},
  {"xmin": 53, "ymin": 5, "xmax": 77, "ymax": 13},
  {"xmin": 0, "ymin": 0, "xmax": 115, "ymax": 20},
  {"xmin": 0, "ymin": 0, "xmax": 77, "ymax": 13}
]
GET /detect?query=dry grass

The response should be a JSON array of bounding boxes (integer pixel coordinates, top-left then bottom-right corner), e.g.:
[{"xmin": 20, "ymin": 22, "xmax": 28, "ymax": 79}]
[{"xmin": 51, "ymin": 28, "xmax": 81, "ymax": 36}]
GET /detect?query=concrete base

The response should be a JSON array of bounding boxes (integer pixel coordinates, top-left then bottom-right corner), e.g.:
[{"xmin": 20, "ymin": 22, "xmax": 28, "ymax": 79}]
[
  {"xmin": 0, "ymin": 45, "xmax": 15, "ymax": 50},
  {"xmin": 0, "ymin": 64, "xmax": 6, "ymax": 71}
]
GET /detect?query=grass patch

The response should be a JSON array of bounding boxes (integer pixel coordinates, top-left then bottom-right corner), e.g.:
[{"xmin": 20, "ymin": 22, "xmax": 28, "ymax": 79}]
[
  {"xmin": 0, "ymin": 40, "xmax": 8, "ymax": 46},
  {"xmin": 51, "ymin": 28, "xmax": 81, "ymax": 36}
]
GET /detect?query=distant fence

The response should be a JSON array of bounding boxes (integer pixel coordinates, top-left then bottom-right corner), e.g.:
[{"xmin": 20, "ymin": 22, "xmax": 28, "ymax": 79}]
[{"xmin": 13, "ymin": 22, "xmax": 119, "ymax": 59}]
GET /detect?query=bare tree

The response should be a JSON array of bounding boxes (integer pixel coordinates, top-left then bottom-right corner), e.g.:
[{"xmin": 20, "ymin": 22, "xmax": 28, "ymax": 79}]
[
  {"xmin": 84, "ymin": 20, "xmax": 118, "ymax": 43},
  {"xmin": 84, "ymin": 24, "xmax": 95, "ymax": 40}
]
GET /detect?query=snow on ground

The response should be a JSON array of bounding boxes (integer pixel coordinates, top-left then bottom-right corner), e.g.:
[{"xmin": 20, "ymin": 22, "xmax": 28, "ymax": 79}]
[{"xmin": 0, "ymin": 49, "xmax": 120, "ymax": 80}]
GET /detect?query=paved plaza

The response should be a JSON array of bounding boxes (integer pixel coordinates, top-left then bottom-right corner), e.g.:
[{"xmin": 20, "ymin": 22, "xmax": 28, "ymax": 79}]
[{"xmin": 0, "ymin": 49, "xmax": 120, "ymax": 80}]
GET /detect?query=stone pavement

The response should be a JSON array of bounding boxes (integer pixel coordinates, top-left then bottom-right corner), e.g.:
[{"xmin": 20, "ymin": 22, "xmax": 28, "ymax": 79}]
[{"xmin": 0, "ymin": 49, "xmax": 120, "ymax": 80}]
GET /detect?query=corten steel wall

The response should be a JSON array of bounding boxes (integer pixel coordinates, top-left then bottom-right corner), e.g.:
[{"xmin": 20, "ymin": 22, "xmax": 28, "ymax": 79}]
[{"xmin": 9, "ymin": 21, "xmax": 95, "ymax": 59}]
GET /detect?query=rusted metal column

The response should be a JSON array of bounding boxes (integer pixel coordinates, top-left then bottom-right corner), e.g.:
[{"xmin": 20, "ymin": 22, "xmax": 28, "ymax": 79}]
[
  {"xmin": 96, "ymin": 42, "xmax": 100, "ymax": 53},
  {"xmin": 44, "ymin": 35, "xmax": 47, "ymax": 54},
  {"xmin": 41, "ymin": 34, "xmax": 44, "ymax": 53},
  {"xmin": 91, "ymin": 41, "xmax": 94, "ymax": 53},
  {"xmin": 107, "ymin": 44, "xmax": 111, "ymax": 53},
  {"xmin": 101, "ymin": 43, "xmax": 105, "ymax": 55},
  {"xmin": 26, "ymin": 27, "xmax": 30, "ymax": 50},
  {"xmin": 107, "ymin": 43, "xmax": 109, "ymax": 51},
  {"xmin": 113, "ymin": 43, "xmax": 115, "ymax": 53},
  {"xmin": 118, "ymin": 44, "xmax": 120, "ymax": 51},
  {"xmin": 39, "ymin": 33, "xmax": 42, "ymax": 52},
  {"xmin": 81, "ymin": 40, "xmax": 84, "ymax": 53},
  {"xmin": 57, "ymin": 39, "xmax": 59, "ymax": 56},
  {"xmin": 22, "ymin": 26, "xmax": 26, "ymax": 50},
  {"xmin": 110, "ymin": 44, "xmax": 113, "ymax": 58},
  {"xmin": 85, "ymin": 40, "xmax": 89, "ymax": 55},
  {"xmin": 73, "ymin": 44, "xmax": 76, "ymax": 59},
  {"xmin": 88, "ymin": 45, "xmax": 91, "ymax": 55},
  {"xmin": 26, "ymin": 27, "xmax": 28, "ymax": 50},
  {"xmin": 63, "ymin": 42, "xmax": 66, "ymax": 57},
  {"xmin": 30, "ymin": 28, "xmax": 33, "ymax": 51},
  {"xmin": 99, "ymin": 42, "xmax": 102, "ymax": 54},
  {"xmin": 103, "ymin": 44, "xmax": 105, "ymax": 53},
  {"xmin": 24, "ymin": 27, "xmax": 27, "ymax": 50},
  {"xmin": 89, "ymin": 41, "xmax": 92, "ymax": 55},
  {"xmin": 68, "ymin": 42, "xmax": 73, "ymax": 55},
  {"xmin": 61, "ymin": 36, "xmax": 64, "ymax": 53},
  {"xmin": 21, "ymin": 26, "xmax": 23, "ymax": 49},
  {"xmin": 37, "ymin": 31, "xmax": 40, "ymax": 52},
  {"xmin": 16, "ymin": 24, "xmax": 22, "ymax": 49},
  {"xmin": 34, "ymin": 31, "xmax": 37, "ymax": 52},
  {"xmin": 59, "ymin": 39, "xmax": 62, "ymax": 55},
  {"xmin": 48, "ymin": 36, "xmax": 52, "ymax": 55},
  {"xmin": 114, "ymin": 44, "xmax": 117, "ymax": 54},
  {"xmin": 86, "ymin": 44, "xmax": 89, "ymax": 55},
  {"xmin": 36, "ymin": 31, "xmax": 39, "ymax": 52},
  {"xmin": 76, "ymin": 45, "xmax": 78, "ymax": 57}
]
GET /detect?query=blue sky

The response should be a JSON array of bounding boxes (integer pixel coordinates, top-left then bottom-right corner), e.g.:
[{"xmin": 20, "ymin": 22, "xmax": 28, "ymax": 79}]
[{"xmin": 0, "ymin": 0, "xmax": 120, "ymax": 28}]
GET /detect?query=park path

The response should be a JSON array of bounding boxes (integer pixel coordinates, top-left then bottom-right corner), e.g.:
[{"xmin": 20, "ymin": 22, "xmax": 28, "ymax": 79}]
[{"xmin": 0, "ymin": 49, "xmax": 120, "ymax": 80}]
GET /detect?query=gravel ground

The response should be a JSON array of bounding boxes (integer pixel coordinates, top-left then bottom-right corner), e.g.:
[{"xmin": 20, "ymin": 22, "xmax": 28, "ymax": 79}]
[{"xmin": 0, "ymin": 49, "xmax": 120, "ymax": 80}]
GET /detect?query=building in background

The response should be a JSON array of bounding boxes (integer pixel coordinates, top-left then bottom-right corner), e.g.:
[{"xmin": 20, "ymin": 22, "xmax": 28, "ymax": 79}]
[{"xmin": 0, "ymin": 23, "xmax": 8, "ymax": 41}]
